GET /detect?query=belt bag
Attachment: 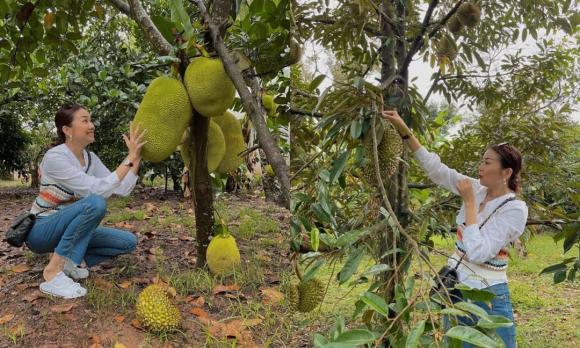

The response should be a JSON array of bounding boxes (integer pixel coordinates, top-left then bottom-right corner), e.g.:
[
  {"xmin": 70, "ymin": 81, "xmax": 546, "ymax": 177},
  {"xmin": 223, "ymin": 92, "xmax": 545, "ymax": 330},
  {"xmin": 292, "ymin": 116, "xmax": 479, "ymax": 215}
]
[{"xmin": 5, "ymin": 212, "xmax": 36, "ymax": 247}]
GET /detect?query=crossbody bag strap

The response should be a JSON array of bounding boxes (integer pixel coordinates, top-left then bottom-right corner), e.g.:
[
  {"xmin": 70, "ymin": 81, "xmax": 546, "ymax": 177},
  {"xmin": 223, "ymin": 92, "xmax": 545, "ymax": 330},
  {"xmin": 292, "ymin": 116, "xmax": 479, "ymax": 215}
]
[
  {"xmin": 455, "ymin": 196, "xmax": 517, "ymax": 266},
  {"xmin": 85, "ymin": 149, "xmax": 92, "ymax": 173}
]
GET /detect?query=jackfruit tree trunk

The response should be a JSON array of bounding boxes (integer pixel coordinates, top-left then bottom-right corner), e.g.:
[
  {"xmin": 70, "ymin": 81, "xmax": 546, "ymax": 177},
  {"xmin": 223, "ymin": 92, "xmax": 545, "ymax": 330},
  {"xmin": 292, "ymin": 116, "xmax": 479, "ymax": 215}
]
[{"xmin": 193, "ymin": 0, "xmax": 291, "ymax": 209}]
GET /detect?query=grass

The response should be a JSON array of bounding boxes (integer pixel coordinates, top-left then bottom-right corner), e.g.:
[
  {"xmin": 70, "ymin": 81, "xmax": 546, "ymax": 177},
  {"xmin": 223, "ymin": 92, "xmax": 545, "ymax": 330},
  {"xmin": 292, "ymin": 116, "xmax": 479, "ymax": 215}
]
[
  {"xmin": 0, "ymin": 179, "xmax": 26, "ymax": 188},
  {"xmin": 303, "ymin": 234, "xmax": 579, "ymax": 347}
]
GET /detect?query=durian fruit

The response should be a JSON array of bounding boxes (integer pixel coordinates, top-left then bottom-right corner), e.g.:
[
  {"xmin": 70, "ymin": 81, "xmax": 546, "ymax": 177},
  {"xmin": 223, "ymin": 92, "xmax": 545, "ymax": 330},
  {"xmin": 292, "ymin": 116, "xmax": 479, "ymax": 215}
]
[
  {"xmin": 286, "ymin": 278, "xmax": 325, "ymax": 313},
  {"xmin": 261, "ymin": 93, "xmax": 278, "ymax": 117},
  {"xmin": 212, "ymin": 111, "xmax": 246, "ymax": 173},
  {"xmin": 436, "ymin": 35, "xmax": 458, "ymax": 61},
  {"xmin": 179, "ymin": 121, "xmax": 226, "ymax": 173},
  {"xmin": 206, "ymin": 233, "xmax": 241, "ymax": 276},
  {"xmin": 135, "ymin": 284, "xmax": 181, "ymax": 333},
  {"xmin": 132, "ymin": 76, "xmax": 192, "ymax": 162},
  {"xmin": 184, "ymin": 57, "xmax": 236, "ymax": 117},
  {"xmin": 361, "ymin": 121, "xmax": 403, "ymax": 186},
  {"xmin": 447, "ymin": 14, "xmax": 463, "ymax": 34},
  {"xmin": 456, "ymin": 2, "xmax": 481, "ymax": 28}
]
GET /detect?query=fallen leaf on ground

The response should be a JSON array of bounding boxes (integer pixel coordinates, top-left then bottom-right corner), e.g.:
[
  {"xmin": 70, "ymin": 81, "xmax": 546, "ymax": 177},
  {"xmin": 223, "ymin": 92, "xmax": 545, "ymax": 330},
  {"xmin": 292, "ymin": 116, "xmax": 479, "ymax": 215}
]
[
  {"xmin": 114, "ymin": 221, "xmax": 134, "ymax": 229},
  {"xmin": 23, "ymin": 290, "xmax": 43, "ymax": 302},
  {"xmin": 114, "ymin": 343, "xmax": 128, "ymax": 348},
  {"xmin": 0, "ymin": 313, "xmax": 15, "ymax": 325},
  {"xmin": 118, "ymin": 280, "xmax": 132, "ymax": 289},
  {"xmin": 212, "ymin": 284, "xmax": 241, "ymax": 296},
  {"xmin": 260, "ymin": 287, "xmax": 284, "ymax": 305},
  {"xmin": 88, "ymin": 334, "xmax": 102, "ymax": 344},
  {"xmin": 11, "ymin": 264, "xmax": 30, "ymax": 273},
  {"xmin": 190, "ymin": 307, "xmax": 210, "ymax": 319},
  {"xmin": 188, "ymin": 295, "xmax": 205, "ymax": 307},
  {"xmin": 144, "ymin": 203, "xmax": 157, "ymax": 212},
  {"xmin": 114, "ymin": 315, "xmax": 126, "ymax": 322},
  {"xmin": 50, "ymin": 303, "xmax": 74, "ymax": 313},
  {"xmin": 206, "ymin": 319, "xmax": 260, "ymax": 348},
  {"xmin": 131, "ymin": 319, "xmax": 143, "ymax": 330},
  {"xmin": 93, "ymin": 277, "xmax": 113, "ymax": 290},
  {"xmin": 178, "ymin": 235, "xmax": 194, "ymax": 241}
]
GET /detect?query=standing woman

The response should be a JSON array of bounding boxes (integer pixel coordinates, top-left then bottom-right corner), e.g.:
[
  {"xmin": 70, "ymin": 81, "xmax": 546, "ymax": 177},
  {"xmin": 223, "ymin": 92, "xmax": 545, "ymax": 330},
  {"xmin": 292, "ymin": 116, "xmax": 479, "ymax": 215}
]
[
  {"xmin": 26, "ymin": 103, "xmax": 147, "ymax": 299},
  {"xmin": 382, "ymin": 110, "xmax": 528, "ymax": 348}
]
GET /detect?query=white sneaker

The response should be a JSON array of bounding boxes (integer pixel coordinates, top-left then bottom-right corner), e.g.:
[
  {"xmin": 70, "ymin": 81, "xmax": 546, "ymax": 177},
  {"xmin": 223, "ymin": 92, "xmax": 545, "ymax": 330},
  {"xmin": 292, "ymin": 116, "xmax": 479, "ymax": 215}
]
[
  {"xmin": 63, "ymin": 259, "xmax": 89, "ymax": 280},
  {"xmin": 40, "ymin": 271, "xmax": 87, "ymax": 299}
]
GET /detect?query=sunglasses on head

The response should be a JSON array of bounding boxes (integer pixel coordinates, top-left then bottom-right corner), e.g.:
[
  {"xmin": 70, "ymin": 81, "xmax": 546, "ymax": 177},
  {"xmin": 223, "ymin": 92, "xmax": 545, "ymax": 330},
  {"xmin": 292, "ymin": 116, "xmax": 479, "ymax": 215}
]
[{"xmin": 497, "ymin": 142, "xmax": 509, "ymax": 147}]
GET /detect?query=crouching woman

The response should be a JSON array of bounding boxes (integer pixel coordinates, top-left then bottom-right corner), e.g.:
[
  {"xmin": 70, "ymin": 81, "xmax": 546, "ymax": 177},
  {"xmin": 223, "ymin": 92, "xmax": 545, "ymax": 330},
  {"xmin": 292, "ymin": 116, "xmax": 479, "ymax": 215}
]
[{"xmin": 25, "ymin": 103, "xmax": 147, "ymax": 299}]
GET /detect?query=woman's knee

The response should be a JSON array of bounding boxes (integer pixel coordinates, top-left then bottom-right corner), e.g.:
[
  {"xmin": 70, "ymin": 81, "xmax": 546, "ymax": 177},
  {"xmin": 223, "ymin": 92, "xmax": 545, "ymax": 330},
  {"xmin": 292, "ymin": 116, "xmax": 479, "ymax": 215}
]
[
  {"xmin": 123, "ymin": 233, "xmax": 138, "ymax": 252},
  {"xmin": 84, "ymin": 195, "xmax": 107, "ymax": 218}
]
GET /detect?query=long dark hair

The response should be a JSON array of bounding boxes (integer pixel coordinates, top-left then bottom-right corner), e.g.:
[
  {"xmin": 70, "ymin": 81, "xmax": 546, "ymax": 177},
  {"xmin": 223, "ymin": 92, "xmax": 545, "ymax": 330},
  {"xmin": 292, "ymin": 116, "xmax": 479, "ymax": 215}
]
[
  {"xmin": 51, "ymin": 102, "xmax": 84, "ymax": 147},
  {"xmin": 489, "ymin": 143, "xmax": 523, "ymax": 192}
]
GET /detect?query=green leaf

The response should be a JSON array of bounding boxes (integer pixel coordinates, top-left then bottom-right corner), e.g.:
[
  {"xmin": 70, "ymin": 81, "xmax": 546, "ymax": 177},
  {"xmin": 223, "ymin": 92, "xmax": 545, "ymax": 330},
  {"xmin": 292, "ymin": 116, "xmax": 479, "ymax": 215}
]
[
  {"xmin": 360, "ymin": 292, "xmax": 389, "ymax": 317},
  {"xmin": 405, "ymin": 320, "xmax": 425, "ymax": 348},
  {"xmin": 329, "ymin": 150, "xmax": 349, "ymax": 184},
  {"xmin": 361, "ymin": 264, "xmax": 392, "ymax": 277},
  {"xmin": 445, "ymin": 326, "xmax": 500, "ymax": 348},
  {"xmin": 31, "ymin": 67, "xmax": 49, "ymax": 77},
  {"xmin": 540, "ymin": 262, "xmax": 568, "ymax": 274},
  {"xmin": 310, "ymin": 227, "xmax": 320, "ymax": 252},
  {"xmin": 350, "ymin": 119, "xmax": 362, "ymax": 140},
  {"xmin": 453, "ymin": 302, "xmax": 490, "ymax": 321},
  {"xmin": 455, "ymin": 284, "xmax": 496, "ymax": 302},
  {"xmin": 309, "ymin": 74, "xmax": 326, "ymax": 92},
  {"xmin": 335, "ymin": 229, "xmax": 368, "ymax": 248},
  {"xmin": 302, "ymin": 259, "xmax": 325, "ymax": 282},
  {"xmin": 333, "ymin": 329, "xmax": 377, "ymax": 345},
  {"xmin": 169, "ymin": 0, "xmax": 194, "ymax": 40},
  {"xmin": 151, "ymin": 15, "xmax": 177, "ymax": 43},
  {"xmin": 554, "ymin": 269, "xmax": 567, "ymax": 284},
  {"xmin": 441, "ymin": 308, "xmax": 468, "ymax": 317},
  {"xmin": 337, "ymin": 247, "xmax": 365, "ymax": 284},
  {"xmin": 477, "ymin": 315, "xmax": 513, "ymax": 329}
]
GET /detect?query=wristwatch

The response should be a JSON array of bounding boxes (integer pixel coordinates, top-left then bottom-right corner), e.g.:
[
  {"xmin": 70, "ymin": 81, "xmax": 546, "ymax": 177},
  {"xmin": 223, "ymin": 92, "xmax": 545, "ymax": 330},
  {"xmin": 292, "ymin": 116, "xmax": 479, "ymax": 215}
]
[{"xmin": 122, "ymin": 158, "xmax": 134, "ymax": 167}]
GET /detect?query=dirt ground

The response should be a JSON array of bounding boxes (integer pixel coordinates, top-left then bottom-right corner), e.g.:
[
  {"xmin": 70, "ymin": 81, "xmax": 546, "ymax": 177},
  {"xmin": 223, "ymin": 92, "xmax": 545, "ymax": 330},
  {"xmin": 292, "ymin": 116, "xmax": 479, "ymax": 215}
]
[{"xmin": 0, "ymin": 186, "xmax": 310, "ymax": 348}]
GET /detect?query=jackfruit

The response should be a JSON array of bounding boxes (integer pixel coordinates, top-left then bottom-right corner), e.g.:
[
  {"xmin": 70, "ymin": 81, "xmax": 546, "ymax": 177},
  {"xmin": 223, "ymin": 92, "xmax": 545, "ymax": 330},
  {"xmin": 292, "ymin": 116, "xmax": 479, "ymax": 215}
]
[
  {"xmin": 206, "ymin": 233, "xmax": 241, "ymax": 275},
  {"xmin": 261, "ymin": 93, "xmax": 278, "ymax": 116},
  {"xmin": 447, "ymin": 14, "xmax": 463, "ymax": 34},
  {"xmin": 212, "ymin": 111, "xmax": 246, "ymax": 173},
  {"xmin": 184, "ymin": 57, "xmax": 236, "ymax": 117},
  {"xmin": 361, "ymin": 121, "xmax": 403, "ymax": 186},
  {"xmin": 135, "ymin": 284, "xmax": 181, "ymax": 332},
  {"xmin": 179, "ymin": 121, "xmax": 226, "ymax": 173},
  {"xmin": 132, "ymin": 76, "xmax": 192, "ymax": 162},
  {"xmin": 436, "ymin": 35, "xmax": 458, "ymax": 61},
  {"xmin": 457, "ymin": 2, "xmax": 481, "ymax": 28},
  {"xmin": 286, "ymin": 278, "xmax": 325, "ymax": 313}
]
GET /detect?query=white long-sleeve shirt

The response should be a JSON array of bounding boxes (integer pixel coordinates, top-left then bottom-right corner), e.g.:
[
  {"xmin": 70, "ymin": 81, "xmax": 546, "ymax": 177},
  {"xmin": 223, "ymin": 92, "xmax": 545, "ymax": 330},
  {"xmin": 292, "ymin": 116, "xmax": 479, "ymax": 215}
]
[
  {"xmin": 31, "ymin": 144, "xmax": 137, "ymax": 216},
  {"xmin": 413, "ymin": 146, "xmax": 528, "ymax": 288}
]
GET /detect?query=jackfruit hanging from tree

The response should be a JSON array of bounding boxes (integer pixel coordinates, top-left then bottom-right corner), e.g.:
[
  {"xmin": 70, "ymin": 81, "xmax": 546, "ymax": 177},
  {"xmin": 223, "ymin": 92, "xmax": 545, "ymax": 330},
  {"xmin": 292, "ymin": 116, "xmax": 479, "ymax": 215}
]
[
  {"xmin": 179, "ymin": 121, "xmax": 226, "ymax": 173},
  {"xmin": 435, "ymin": 35, "xmax": 458, "ymax": 61},
  {"xmin": 447, "ymin": 14, "xmax": 464, "ymax": 34},
  {"xmin": 184, "ymin": 57, "xmax": 236, "ymax": 117},
  {"xmin": 206, "ymin": 219, "xmax": 241, "ymax": 276},
  {"xmin": 135, "ymin": 284, "xmax": 181, "ymax": 333},
  {"xmin": 457, "ymin": 2, "xmax": 481, "ymax": 28},
  {"xmin": 212, "ymin": 111, "xmax": 246, "ymax": 173},
  {"xmin": 132, "ymin": 76, "xmax": 192, "ymax": 162},
  {"xmin": 286, "ymin": 278, "xmax": 325, "ymax": 313},
  {"xmin": 261, "ymin": 93, "xmax": 279, "ymax": 117},
  {"xmin": 361, "ymin": 119, "xmax": 403, "ymax": 186}
]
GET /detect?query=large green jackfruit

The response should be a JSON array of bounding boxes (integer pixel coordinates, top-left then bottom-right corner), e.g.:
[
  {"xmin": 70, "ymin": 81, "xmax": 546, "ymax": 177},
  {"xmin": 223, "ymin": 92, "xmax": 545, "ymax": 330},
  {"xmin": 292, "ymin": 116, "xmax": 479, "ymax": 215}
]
[
  {"xmin": 206, "ymin": 234, "xmax": 241, "ymax": 276},
  {"xmin": 132, "ymin": 76, "xmax": 192, "ymax": 162},
  {"xmin": 212, "ymin": 111, "xmax": 246, "ymax": 173},
  {"xmin": 362, "ymin": 121, "xmax": 403, "ymax": 186},
  {"xmin": 179, "ymin": 121, "xmax": 226, "ymax": 173},
  {"xmin": 184, "ymin": 57, "xmax": 235, "ymax": 117},
  {"xmin": 135, "ymin": 284, "xmax": 181, "ymax": 332}
]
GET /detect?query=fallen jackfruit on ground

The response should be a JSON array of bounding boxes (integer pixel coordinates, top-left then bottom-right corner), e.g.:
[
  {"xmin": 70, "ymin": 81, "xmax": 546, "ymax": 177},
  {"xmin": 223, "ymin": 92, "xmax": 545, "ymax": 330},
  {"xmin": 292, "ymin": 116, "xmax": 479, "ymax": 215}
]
[
  {"xmin": 206, "ymin": 222, "xmax": 241, "ymax": 276},
  {"xmin": 212, "ymin": 111, "xmax": 246, "ymax": 173},
  {"xmin": 286, "ymin": 278, "xmax": 325, "ymax": 313},
  {"xmin": 135, "ymin": 284, "xmax": 181, "ymax": 333},
  {"xmin": 184, "ymin": 57, "xmax": 235, "ymax": 117},
  {"xmin": 132, "ymin": 76, "xmax": 192, "ymax": 162}
]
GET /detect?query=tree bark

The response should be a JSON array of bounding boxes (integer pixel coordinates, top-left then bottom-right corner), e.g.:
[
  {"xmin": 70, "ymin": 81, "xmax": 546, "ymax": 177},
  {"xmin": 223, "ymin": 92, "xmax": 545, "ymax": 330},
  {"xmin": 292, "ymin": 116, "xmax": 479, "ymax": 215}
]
[{"xmin": 192, "ymin": 0, "xmax": 290, "ymax": 209}]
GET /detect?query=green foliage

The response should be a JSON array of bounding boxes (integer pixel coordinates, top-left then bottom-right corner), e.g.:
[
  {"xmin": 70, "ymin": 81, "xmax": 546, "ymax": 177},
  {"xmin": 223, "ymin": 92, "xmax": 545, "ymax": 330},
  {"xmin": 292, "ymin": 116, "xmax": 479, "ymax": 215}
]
[{"xmin": 0, "ymin": 111, "xmax": 30, "ymax": 177}]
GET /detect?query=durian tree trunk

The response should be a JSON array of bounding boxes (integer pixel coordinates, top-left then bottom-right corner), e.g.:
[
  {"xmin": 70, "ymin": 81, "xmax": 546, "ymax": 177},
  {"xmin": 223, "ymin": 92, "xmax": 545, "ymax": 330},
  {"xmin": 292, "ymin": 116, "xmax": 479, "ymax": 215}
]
[{"xmin": 193, "ymin": 0, "xmax": 291, "ymax": 209}]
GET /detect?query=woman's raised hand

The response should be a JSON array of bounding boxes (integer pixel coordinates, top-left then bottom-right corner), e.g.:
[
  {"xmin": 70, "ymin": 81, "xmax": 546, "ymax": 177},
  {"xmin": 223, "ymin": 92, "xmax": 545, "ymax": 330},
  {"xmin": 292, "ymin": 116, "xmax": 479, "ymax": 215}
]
[
  {"xmin": 123, "ymin": 121, "xmax": 147, "ymax": 160},
  {"xmin": 381, "ymin": 109, "xmax": 409, "ymax": 135}
]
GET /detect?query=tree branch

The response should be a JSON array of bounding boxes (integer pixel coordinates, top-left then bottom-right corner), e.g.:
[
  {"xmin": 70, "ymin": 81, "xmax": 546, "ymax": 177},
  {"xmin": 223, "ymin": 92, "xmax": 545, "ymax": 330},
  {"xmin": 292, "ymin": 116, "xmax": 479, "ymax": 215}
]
[
  {"xmin": 107, "ymin": 0, "xmax": 130, "ymax": 15},
  {"xmin": 192, "ymin": 0, "xmax": 290, "ymax": 208},
  {"xmin": 288, "ymin": 107, "xmax": 324, "ymax": 118},
  {"xmin": 299, "ymin": 16, "xmax": 381, "ymax": 37}
]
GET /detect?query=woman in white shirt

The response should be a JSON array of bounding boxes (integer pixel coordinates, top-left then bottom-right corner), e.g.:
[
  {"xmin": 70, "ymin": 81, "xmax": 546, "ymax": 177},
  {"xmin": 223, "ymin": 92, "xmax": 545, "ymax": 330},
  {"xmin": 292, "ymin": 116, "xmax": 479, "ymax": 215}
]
[
  {"xmin": 382, "ymin": 110, "xmax": 527, "ymax": 348},
  {"xmin": 25, "ymin": 103, "xmax": 147, "ymax": 299}
]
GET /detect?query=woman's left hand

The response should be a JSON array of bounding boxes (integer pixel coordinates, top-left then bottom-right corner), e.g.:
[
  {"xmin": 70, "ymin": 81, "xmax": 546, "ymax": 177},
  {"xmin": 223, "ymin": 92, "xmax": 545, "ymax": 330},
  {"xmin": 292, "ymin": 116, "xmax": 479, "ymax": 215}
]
[{"xmin": 457, "ymin": 179, "xmax": 475, "ymax": 203}]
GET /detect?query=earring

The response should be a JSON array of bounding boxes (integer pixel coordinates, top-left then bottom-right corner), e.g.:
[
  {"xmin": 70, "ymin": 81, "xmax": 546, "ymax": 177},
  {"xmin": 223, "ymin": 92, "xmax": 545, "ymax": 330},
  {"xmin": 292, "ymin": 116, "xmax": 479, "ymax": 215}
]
[
  {"xmin": 68, "ymin": 135, "xmax": 72, "ymax": 141},
  {"xmin": 503, "ymin": 179, "xmax": 507, "ymax": 186}
]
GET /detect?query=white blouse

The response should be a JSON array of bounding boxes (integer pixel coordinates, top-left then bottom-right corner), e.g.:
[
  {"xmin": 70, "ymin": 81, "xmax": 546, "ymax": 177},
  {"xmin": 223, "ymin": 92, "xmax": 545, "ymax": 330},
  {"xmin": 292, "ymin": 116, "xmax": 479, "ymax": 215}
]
[
  {"xmin": 413, "ymin": 146, "xmax": 528, "ymax": 288},
  {"xmin": 39, "ymin": 144, "xmax": 137, "ymax": 199}
]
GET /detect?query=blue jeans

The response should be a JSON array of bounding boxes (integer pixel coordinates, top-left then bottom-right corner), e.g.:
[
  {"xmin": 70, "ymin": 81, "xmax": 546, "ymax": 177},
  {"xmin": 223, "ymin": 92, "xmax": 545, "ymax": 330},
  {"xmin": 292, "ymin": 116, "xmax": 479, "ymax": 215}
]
[
  {"xmin": 25, "ymin": 195, "xmax": 137, "ymax": 267},
  {"xmin": 443, "ymin": 282, "xmax": 517, "ymax": 348}
]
